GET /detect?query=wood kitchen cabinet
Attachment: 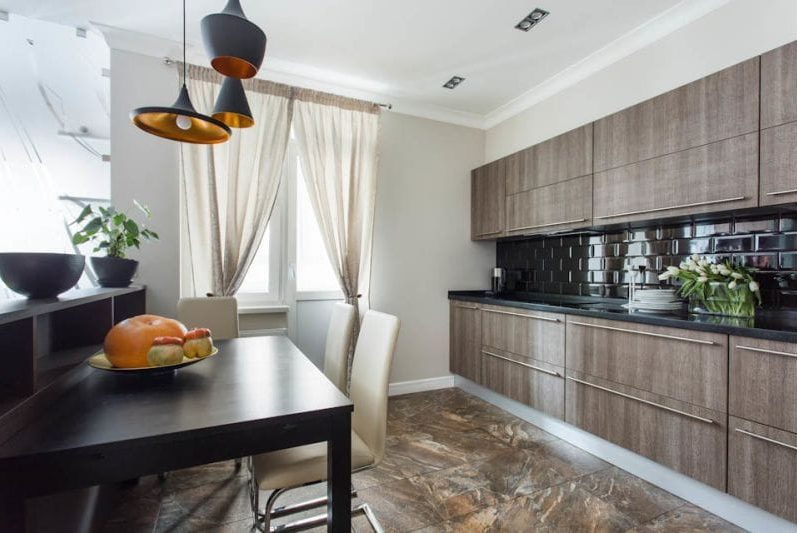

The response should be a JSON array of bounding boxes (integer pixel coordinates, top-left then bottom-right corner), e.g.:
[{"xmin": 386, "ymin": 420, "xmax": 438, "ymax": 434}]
[
  {"xmin": 566, "ymin": 371, "xmax": 727, "ymax": 490},
  {"xmin": 471, "ymin": 160, "xmax": 505, "ymax": 240},
  {"xmin": 728, "ymin": 416, "xmax": 797, "ymax": 523},
  {"xmin": 506, "ymin": 175, "xmax": 593, "ymax": 236},
  {"xmin": 566, "ymin": 317, "xmax": 727, "ymax": 412},
  {"xmin": 593, "ymin": 133, "xmax": 758, "ymax": 225},
  {"xmin": 760, "ymin": 41, "xmax": 797, "ymax": 207},
  {"xmin": 481, "ymin": 350, "xmax": 564, "ymax": 419},
  {"xmin": 594, "ymin": 58, "xmax": 759, "ymax": 172},
  {"xmin": 507, "ymin": 125, "xmax": 592, "ymax": 194},
  {"xmin": 449, "ymin": 301, "xmax": 482, "ymax": 384}
]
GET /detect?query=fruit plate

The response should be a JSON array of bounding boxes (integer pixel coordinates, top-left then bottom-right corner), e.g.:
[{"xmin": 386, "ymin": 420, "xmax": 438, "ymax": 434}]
[{"xmin": 87, "ymin": 347, "xmax": 218, "ymax": 374}]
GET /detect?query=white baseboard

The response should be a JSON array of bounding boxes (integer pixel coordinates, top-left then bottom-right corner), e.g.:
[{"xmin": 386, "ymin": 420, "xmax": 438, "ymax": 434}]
[
  {"xmin": 456, "ymin": 377, "xmax": 796, "ymax": 533},
  {"xmin": 388, "ymin": 375, "xmax": 456, "ymax": 397}
]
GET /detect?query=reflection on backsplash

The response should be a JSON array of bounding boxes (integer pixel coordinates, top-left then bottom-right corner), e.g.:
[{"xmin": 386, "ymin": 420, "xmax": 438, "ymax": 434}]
[{"xmin": 496, "ymin": 214, "xmax": 797, "ymax": 309}]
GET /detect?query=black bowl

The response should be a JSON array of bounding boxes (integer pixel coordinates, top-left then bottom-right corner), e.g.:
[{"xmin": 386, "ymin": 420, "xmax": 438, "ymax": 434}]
[{"xmin": 0, "ymin": 253, "xmax": 85, "ymax": 299}]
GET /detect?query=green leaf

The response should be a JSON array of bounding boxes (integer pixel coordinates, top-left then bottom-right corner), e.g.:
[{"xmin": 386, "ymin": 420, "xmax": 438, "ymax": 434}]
[
  {"xmin": 133, "ymin": 199, "xmax": 151, "ymax": 218},
  {"xmin": 72, "ymin": 233, "xmax": 90, "ymax": 245},
  {"xmin": 124, "ymin": 219, "xmax": 140, "ymax": 237},
  {"xmin": 83, "ymin": 217, "xmax": 103, "ymax": 235},
  {"xmin": 72, "ymin": 205, "xmax": 93, "ymax": 225},
  {"xmin": 112, "ymin": 213, "xmax": 125, "ymax": 227}
]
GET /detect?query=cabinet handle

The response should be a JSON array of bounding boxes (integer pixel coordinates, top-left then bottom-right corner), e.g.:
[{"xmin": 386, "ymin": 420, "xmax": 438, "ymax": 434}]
[
  {"xmin": 475, "ymin": 229, "xmax": 503, "ymax": 237},
  {"xmin": 765, "ymin": 188, "xmax": 797, "ymax": 197},
  {"xmin": 482, "ymin": 350, "xmax": 562, "ymax": 377},
  {"xmin": 734, "ymin": 428, "xmax": 797, "ymax": 452},
  {"xmin": 483, "ymin": 308, "xmax": 561, "ymax": 322},
  {"xmin": 566, "ymin": 376, "xmax": 714, "ymax": 425},
  {"xmin": 452, "ymin": 302, "xmax": 479, "ymax": 310},
  {"xmin": 594, "ymin": 196, "xmax": 746, "ymax": 220},
  {"xmin": 735, "ymin": 345, "xmax": 797, "ymax": 359},
  {"xmin": 507, "ymin": 218, "xmax": 588, "ymax": 232},
  {"xmin": 569, "ymin": 320, "xmax": 717, "ymax": 345}
]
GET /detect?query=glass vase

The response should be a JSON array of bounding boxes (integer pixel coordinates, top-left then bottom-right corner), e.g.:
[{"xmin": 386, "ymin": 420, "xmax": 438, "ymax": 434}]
[{"xmin": 688, "ymin": 281, "xmax": 757, "ymax": 318}]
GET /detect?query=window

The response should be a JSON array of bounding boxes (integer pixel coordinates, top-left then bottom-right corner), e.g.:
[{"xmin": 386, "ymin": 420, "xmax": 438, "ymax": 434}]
[
  {"xmin": 236, "ymin": 144, "xmax": 341, "ymax": 304},
  {"xmin": 296, "ymin": 161, "xmax": 340, "ymax": 296}
]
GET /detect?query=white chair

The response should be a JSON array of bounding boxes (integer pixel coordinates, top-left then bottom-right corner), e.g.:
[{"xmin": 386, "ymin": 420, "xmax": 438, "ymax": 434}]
[
  {"xmin": 323, "ymin": 302, "xmax": 355, "ymax": 392},
  {"xmin": 177, "ymin": 296, "xmax": 239, "ymax": 339},
  {"xmin": 250, "ymin": 310, "xmax": 400, "ymax": 532}
]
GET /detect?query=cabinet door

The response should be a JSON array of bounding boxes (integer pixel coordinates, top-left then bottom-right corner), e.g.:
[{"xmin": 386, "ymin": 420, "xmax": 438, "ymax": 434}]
[
  {"xmin": 566, "ymin": 372, "xmax": 727, "ymax": 490},
  {"xmin": 506, "ymin": 175, "xmax": 592, "ymax": 236},
  {"xmin": 471, "ymin": 160, "xmax": 505, "ymax": 240},
  {"xmin": 761, "ymin": 40, "xmax": 797, "ymax": 129},
  {"xmin": 449, "ymin": 301, "xmax": 481, "ymax": 383},
  {"xmin": 508, "ymin": 125, "xmax": 592, "ymax": 194},
  {"xmin": 593, "ymin": 133, "xmax": 758, "ymax": 225},
  {"xmin": 760, "ymin": 121, "xmax": 797, "ymax": 206},
  {"xmin": 594, "ymin": 58, "xmax": 759, "ymax": 172},
  {"xmin": 729, "ymin": 337, "xmax": 797, "ymax": 433},
  {"xmin": 729, "ymin": 416, "xmax": 797, "ymax": 523},
  {"xmin": 481, "ymin": 350, "xmax": 564, "ymax": 419},
  {"xmin": 480, "ymin": 304, "xmax": 565, "ymax": 366},
  {"xmin": 566, "ymin": 317, "xmax": 727, "ymax": 412}
]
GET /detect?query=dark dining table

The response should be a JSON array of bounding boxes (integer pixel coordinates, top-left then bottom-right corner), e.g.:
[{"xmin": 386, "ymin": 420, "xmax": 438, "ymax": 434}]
[{"xmin": 0, "ymin": 336, "xmax": 354, "ymax": 532}]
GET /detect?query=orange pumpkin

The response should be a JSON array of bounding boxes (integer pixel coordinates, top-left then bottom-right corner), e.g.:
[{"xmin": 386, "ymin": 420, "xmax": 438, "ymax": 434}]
[{"xmin": 104, "ymin": 315, "xmax": 187, "ymax": 368}]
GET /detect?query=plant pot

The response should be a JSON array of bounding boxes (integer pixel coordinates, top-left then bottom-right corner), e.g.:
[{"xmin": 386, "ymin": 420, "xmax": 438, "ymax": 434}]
[
  {"xmin": 90, "ymin": 256, "xmax": 139, "ymax": 288},
  {"xmin": 0, "ymin": 252, "xmax": 85, "ymax": 298},
  {"xmin": 688, "ymin": 281, "xmax": 757, "ymax": 318}
]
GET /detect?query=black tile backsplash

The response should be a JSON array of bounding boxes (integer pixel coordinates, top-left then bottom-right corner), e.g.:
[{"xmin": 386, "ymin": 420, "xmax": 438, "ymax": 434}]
[{"xmin": 497, "ymin": 214, "xmax": 797, "ymax": 309}]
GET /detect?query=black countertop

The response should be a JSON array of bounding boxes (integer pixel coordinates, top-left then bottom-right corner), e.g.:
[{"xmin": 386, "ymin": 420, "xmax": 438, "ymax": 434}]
[{"xmin": 449, "ymin": 290, "xmax": 797, "ymax": 343}]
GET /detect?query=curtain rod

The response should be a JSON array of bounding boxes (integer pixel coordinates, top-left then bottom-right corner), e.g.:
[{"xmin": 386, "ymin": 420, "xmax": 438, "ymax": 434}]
[{"xmin": 163, "ymin": 57, "xmax": 393, "ymax": 110}]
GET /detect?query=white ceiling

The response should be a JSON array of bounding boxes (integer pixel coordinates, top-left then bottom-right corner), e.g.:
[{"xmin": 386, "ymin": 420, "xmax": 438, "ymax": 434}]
[{"xmin": 1, "ymin": 0, "xmax": 727, "ymax": 127}]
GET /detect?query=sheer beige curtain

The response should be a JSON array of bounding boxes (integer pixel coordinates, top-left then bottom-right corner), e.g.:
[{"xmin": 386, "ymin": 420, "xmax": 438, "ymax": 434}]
[
  {"xmin": 179, "ymin": 64, "xmax": 293, "ymax": 296},
  {"xmin": 292, "ymin": 89, "xmax": 381, "ymax": 372}
]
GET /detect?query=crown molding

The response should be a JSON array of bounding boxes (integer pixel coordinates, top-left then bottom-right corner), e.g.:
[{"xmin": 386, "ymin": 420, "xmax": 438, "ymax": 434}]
[
  {"xmin": 482, "ymin": 0, "xmax": 730, "ymax": 129},
  {"xmin": 94, "ymin": 0, "xmax": 729, "ymax": 132}
]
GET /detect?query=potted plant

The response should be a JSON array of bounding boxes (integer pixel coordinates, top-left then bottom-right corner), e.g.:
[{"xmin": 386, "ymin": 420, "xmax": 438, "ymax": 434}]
[
  {"xmin": 658, "ymin": 254, "xmax": 761, "ymax": 318},
  {"xmin": 71, "ymin": 201, "xmax": 159, "ymax": 288}
]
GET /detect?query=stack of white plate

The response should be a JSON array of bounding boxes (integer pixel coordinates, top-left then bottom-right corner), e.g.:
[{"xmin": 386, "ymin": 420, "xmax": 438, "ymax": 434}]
[{"xmin": 622, "ymin": 289, "xmax": 683, "ymax": 313}]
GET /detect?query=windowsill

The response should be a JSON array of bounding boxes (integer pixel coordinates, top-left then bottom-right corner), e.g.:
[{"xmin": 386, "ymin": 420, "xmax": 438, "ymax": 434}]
[
  {"xmin": 238, "ymin": 304, "xmax": 290, "ymax": 315},
  {"xmin": 296, "ymin": 291, "xmax": 344, "ymax": 302}
]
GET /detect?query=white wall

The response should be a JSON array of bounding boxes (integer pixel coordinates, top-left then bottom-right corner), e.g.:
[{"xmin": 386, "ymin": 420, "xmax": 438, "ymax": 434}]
[
  {"xmin": 371, "ymin": 112, "xmax": 491, "ymax": 384},
  {"xmin": 486, "ymin": 0, "xmax": 797, "ymax": 161},
  {"xmin": 110, "ymin": 50, "xmax": 180, "ymax": 317}
]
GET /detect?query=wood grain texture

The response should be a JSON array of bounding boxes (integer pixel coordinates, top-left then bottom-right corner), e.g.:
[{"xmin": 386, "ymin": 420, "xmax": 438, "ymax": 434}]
[
  {"xmin": 761, "ymin": 40, "xmax": 797, "ymax": 129},
  {"xmin": 480, "ymin": 350, "xmax": 564, "ymax": 419},
  {"xmin": 760, "ymin": 121, "xmax": 797, "ymax": 207},
  {"xmin": 594, "ymin": 57, "xmax": 759, "ymax": 172},
  {"xmin": 506, "ymin": 175, "xmax": 593, "ymax": 236},
  {"xmin": 450, "ymin": 302, "xmax": 482, "ymax": 384},
  {"xmin": 565, "ymin": 372, "xmax": 727, "ymax": 490},
  {"xmin": 471, "ymin": 160, "xmax": 506, "ymax": 240},
  {"xmin": 729, "ymin": 336, "xmax": 797, "ymax": 433},
  {"xmin": 507, "ymin": 124, "xmax": 593, "ymax": 194},
  {"xmin": 480, "ymin": 304, "xmax": 566, "ymax": 366},
  {"xmin": 728, "ymin": 416, "xmax": 797, "ymax": 523},
  {"xmin": 566, "ymin": 316, "xmax": 728, "ymax": 412},
  {"xmin": 593, "ymin": 133, "xmax": 759, "ymax": 224}
]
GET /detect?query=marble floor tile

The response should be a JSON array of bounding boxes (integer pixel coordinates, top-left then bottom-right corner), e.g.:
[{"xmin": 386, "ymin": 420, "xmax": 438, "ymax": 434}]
[
  {"xmin": 161, "ymin": 460, "xmax": 247, "ymax": 494},
  {"xmin": 356, "ymin": 478, "xmax": 448, "ymax": 532},
  {"xmin": 629, "ymin": 504, "xmax": 746, "ymax": 532},
  {"xmin": 575, "ymin": 467, "xmax": 685, "ymax": 525},
  {"xmin": 480, "ymin": 418, "xmax": 558, "ymax": 449},
  {"xmin": 155, "ymin": 477, "xmax": 251, "ymax": 532}
]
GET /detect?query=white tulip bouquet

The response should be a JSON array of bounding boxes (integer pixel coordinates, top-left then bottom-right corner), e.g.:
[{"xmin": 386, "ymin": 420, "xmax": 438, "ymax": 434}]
[{"xmin": 658, "ymin": 255, "xmax": 761, "ymax": 317}]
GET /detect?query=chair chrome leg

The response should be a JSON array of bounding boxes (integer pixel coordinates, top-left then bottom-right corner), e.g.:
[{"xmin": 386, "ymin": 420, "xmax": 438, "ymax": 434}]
[{"xmin": 354, "ymin": 503, "xmax": 384, "ymax": 533}]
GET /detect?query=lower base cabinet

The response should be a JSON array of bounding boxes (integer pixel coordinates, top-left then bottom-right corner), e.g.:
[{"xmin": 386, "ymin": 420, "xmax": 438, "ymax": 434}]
[
  {"xmin": 450, "ymin": 302, "xmax": 482, "ymax": 384},
  {"xmin": 480, "ymin": 349, "xmax": 565, "ymax": 419},
  {"xmin": 565, "ymin": 372, "xmax": 727, "ymax": 490},
  {"xmin": 729, "ymin": 416, "xmax": 797, "ymax": 523}
]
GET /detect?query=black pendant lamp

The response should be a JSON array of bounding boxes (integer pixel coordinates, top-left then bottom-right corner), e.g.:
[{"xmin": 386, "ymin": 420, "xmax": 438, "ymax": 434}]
[
  {"xmin": 212, "ymin": 77, "xmax": 254, "ymax": 128},
  {"xmin": 130, "ymin": 0, "xmax": 231, "ymax": 144},
  {"xmin": 201, "ymin": 0, "xmax": 266, "ymax": 79}
]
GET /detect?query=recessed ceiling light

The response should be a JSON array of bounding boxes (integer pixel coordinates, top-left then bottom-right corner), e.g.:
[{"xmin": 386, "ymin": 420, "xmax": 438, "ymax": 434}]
[
  {"xmin": 515, "ymin": 8, "xmax": 549, "ymax": 31},
  {"xmin": 443, "ymin": 76, "xmax": 465, "ymax": 89}
]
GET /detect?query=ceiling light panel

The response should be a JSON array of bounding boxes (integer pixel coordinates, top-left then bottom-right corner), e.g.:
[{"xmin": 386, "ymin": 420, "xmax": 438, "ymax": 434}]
[
  {"xmin": 515, "ymin": 8, "xmax": 549, "ymax": 32},
  {"xmin": 443, "ymin": 76, "xmax": 465, "ymax": 89}
]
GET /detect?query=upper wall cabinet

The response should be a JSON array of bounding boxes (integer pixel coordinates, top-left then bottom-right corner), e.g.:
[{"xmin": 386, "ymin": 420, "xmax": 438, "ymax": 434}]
[
  {"xmin": 760, "ymin": 41, "xmax": 797, "ymax": 206},
  {"xmin": 506, "ymin": 125, "xmax": 593, "ymax": 195},
  {"xmin": 593, "ymin": 58, "xmax": 759, "ymax": 173},
  {"xmin": 471, "ymin": 159, "xmax": 506, "ymax": 240},
  {"xmin": 761, "ymin": 40, "xmax": 797, "ymax": 129}
]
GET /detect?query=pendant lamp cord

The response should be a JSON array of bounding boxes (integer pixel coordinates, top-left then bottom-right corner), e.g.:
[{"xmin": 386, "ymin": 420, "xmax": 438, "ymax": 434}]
[{"xmin": 182, "ymin": 0, "xmax": 187, "ymax": 85}]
